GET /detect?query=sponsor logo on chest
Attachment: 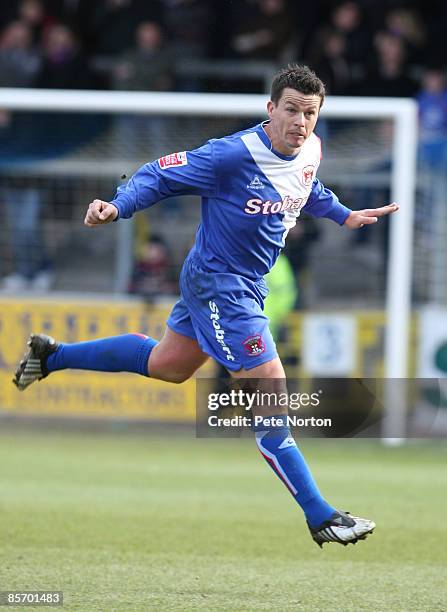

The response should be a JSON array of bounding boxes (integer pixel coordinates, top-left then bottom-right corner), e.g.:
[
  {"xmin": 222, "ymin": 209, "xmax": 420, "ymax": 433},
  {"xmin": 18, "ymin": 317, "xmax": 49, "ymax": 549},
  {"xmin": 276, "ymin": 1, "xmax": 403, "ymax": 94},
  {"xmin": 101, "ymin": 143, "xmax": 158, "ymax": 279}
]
[
  {"xmin": 244, "ymin": 194, "xmax": 307, "ymax": 215},
  {"xmin": 243, "ymin": 160, "xmax": 316, "ymax": 215}
]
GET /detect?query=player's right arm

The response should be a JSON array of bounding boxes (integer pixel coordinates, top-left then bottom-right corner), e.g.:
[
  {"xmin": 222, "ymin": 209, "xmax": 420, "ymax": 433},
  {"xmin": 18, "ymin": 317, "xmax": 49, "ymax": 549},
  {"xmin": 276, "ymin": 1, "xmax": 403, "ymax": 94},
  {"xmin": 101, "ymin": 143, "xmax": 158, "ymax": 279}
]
[
  {"xmin": 84, "ymin": 141, "xmax": 218, "ymax": 226},
  {"xmin": 84, "ymin": 199, "xmax": 118, "ymax": 227},
  {"xmin": 112, "ymin": 142, "xmax": 218, "ymax": 220}
]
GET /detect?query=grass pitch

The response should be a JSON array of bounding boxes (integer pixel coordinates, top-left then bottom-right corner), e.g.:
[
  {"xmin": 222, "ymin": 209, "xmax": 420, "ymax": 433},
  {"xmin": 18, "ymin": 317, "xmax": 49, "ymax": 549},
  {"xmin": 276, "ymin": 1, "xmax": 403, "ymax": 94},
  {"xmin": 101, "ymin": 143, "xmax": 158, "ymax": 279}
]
[{"xmin": 0, "ymin": 429, "xmax": 446, "ymax": 611}]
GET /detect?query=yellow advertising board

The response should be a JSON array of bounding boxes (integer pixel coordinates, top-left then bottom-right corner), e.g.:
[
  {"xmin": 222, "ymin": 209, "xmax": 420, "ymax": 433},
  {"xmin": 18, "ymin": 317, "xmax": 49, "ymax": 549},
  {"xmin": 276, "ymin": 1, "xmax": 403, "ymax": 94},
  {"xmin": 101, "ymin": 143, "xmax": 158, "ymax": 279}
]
[
  {"xmin": 0, "ymin": 297, "xmax": 414, "ymax": 421},
  {"xmin": 0, "ymin": 297, "xmax": 199, "ymax": 422}
]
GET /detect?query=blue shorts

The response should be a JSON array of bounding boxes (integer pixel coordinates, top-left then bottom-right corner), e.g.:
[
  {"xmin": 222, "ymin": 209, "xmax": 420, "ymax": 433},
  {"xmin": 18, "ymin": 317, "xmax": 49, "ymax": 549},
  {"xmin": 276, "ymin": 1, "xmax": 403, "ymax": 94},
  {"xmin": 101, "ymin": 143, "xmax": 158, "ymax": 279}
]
[{"xmin": 167, "ymin": 252, "xmax": 278, "ymax": 371}]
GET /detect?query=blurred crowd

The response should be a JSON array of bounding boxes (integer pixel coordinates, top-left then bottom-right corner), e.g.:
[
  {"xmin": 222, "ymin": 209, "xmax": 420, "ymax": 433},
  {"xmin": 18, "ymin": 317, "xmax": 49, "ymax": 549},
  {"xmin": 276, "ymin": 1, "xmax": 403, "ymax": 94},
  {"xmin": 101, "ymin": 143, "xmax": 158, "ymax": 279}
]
[
  {"xmin": 1, "ymin": 0, "xmax": 447, "ymax": 297},
  {"xmin": 0, "ymin": 0, "xmax": 446, "ymax": 94}
]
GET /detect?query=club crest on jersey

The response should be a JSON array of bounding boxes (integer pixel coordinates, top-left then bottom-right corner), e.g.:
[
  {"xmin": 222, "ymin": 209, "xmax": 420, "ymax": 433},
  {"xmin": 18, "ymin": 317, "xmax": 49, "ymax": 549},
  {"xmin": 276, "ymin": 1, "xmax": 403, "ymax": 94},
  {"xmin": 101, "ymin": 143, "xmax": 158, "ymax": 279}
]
[
  {"xmin": 247, "ymin": 175, "xmax": 265, "ymax": 190},
  {"xmin": 158, "ymin": 151, "xmax": 188, "ymax": 169},
  {"xmin": 302, "ymin": 165, "xmax": 315, "ymax": 186},
  {"xmin": 242, "ymin": 334, "xmax": 265, "ymax": 356}
]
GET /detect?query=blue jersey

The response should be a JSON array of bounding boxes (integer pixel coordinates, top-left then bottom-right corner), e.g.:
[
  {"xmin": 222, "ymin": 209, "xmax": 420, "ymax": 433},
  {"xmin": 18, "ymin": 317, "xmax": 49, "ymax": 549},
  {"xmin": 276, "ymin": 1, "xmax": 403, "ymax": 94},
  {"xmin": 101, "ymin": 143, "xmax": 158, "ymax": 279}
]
[{"xmin": 111, "ymin": 122, "xmax": 351, "ymax": 280}]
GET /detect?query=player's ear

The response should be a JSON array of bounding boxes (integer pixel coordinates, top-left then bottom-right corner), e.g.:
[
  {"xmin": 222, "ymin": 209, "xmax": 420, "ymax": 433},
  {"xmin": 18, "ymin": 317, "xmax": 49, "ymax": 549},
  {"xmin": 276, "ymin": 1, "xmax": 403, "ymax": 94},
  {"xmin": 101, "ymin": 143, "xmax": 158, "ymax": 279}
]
[{"xmin": 267, "ymin": 100, "xmax": 275, "ymax": 118}]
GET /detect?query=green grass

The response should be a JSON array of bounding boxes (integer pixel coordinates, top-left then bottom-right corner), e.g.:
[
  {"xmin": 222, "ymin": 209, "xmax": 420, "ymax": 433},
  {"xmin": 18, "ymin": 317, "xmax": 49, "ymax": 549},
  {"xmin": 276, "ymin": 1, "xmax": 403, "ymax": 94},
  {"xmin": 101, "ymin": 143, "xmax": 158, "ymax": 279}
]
[{"xmin": 0, "ymin": 430, "xmax": 446, "ymax": 611}]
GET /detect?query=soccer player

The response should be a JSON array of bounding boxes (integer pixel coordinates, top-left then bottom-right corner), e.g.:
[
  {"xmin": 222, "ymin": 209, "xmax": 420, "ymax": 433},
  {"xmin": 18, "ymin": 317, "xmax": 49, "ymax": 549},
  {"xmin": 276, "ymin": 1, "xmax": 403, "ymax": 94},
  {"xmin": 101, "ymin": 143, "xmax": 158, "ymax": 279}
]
[{"xmin": 14, "ymin": 64, "xmax": 398, "ymax": 547}]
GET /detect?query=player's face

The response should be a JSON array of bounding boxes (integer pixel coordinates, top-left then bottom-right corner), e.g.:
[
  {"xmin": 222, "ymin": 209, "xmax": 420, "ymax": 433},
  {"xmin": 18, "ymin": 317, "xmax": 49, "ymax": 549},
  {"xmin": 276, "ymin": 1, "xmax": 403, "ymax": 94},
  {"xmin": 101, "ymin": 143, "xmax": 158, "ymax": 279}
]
[{"xmin": 266, "ymin": 88, "xmax": 321, "ymax": 155}]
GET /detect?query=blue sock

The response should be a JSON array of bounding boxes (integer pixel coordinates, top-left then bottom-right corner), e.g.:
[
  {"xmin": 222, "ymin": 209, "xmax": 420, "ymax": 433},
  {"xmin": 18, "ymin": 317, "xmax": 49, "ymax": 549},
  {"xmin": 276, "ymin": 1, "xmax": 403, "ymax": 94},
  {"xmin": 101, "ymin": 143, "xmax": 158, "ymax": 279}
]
[
  {"xmin": 255, "ymin": 415, "xmax": 336, "ymax": 528},
  {"xmin": 46, "ymin": 334, "xmax": 157, "ymax": 377}
]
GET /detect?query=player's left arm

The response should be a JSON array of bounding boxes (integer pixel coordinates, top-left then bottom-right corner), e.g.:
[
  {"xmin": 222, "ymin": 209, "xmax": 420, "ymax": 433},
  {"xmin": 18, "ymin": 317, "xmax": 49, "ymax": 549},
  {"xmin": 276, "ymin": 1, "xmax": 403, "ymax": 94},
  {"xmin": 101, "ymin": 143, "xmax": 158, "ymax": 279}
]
[
  {"xmin": 343, "ymin": 203, "xmax": 399, "ymax": 229},
  {"xmin": 303, "ymin": 178, "xmax": 399, "ymax": 228}
]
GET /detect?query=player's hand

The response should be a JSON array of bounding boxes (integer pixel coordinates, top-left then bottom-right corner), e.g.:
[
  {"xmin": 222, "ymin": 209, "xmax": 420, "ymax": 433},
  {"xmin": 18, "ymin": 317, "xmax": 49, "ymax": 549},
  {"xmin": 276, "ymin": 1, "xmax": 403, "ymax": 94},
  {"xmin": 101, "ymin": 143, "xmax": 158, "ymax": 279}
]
[
  {"xmin": 344, "ymin": 202, "xmax": 399, "ymax": 229},
  {"xmin": 84, "ymin": 200, "xmax": 118, "ymax": 227}
]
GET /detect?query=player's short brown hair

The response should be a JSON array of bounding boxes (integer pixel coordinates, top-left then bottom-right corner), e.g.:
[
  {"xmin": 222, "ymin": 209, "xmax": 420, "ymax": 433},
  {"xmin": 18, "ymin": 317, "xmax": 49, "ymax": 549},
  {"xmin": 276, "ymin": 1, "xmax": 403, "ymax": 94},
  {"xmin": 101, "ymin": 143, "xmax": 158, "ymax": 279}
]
[{"xmin": 271, "ymin": 64, "xmax": 326, "ymax": 107}]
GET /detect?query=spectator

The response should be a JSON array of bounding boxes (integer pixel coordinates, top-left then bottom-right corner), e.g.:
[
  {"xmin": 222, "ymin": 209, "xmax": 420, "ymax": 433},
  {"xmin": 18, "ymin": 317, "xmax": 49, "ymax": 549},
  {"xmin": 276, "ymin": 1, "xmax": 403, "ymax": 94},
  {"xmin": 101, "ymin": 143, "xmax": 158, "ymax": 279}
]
[
  {"xmin": 264, "ymin": 253, "xmax": 297, "ymax": 340},
  {"xmin": 230, "ymin": 0, "xmax": 294, "ymax": 62},
  {"xmin": 158, "ymin": 0, "xmax": 213, "ymax": 91},
  {"xmin": 417, "ymin": 67, "xmax": 447, "ymax": 169},
  {"xmin": 43, "ymin": 0, "xmax": 95, "ymax": 41},
  {"xmin": 112, "ymin": 21, "xmax": 172, "ymax": 92},
  {"xmin": 326, "ymin": 1, "xmax": 370, "ymax": 70},
  {"xmin": 34, "ymin": 21, "xmax": 106, "ymax": 138},
  {"xmin": 35, "ymin": 23, "xmax": 96, "ymax": 89},
  {"xmin": 18, "ymin": 0, "xmax": 55, "ymax": 45},
  {"xmin": 161, "ymin": 0, "xmax": 212, "ymax": 60},
  {"xmin": 383, "ymin": 6, "xmax": 426, "ymax": 67},
  {"xmin": 112, "ymin": 21, "xmax": 173, "ymax": 157},
  {"xmin": 0, "ymin": 175, "xmax": 53, "ymax": 292},
  {"xmin": 34, "ymin": 21, "xmax": 105, "ymax": 148},
  {"xmin": 0, "ymin": 20, "xmax": 40, "ymax": 87},
  {"xmin": 355, "ymin": 31, "xmax": 418, "ymax": 97},
  {"xmin": 306, "ymin": 29, "xmax": 352, "ymax": 95},
  {"xmin": 283, "ymin": 219, "xmax": 320, "ymax": 308},
  {"xmin": 0, "ymin": 23, "xmax": 106, "ymax": 293},
  {"xmin": 0, "ymin": 20, "xmax": 49, "ymax": 292},
  {"xmin": 416, "ymin": 66, "xmax": 447, "ymax": 299},
  {"xmin": 346, "ymin": 32, "xmax": 417, "ymax": 249},
  {"xmin": 85, "ymin": 0, "xmax": 146, "ymax": 57},
  {"xmin": 129, "ymin": 235, "xmax": 176, "ymax": 300},
  {"xmin": 306, "ymin": 1, "xmax": 371, "ymax": 92}
]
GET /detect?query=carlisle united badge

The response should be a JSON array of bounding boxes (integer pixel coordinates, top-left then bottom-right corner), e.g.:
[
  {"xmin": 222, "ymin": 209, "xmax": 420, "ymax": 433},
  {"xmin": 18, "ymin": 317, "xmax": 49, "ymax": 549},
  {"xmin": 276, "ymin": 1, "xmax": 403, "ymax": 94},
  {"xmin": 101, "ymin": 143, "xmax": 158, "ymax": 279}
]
[
  {"xmin": 242, "ymin": 334, "xmax": 265, "ymax": 356},
  {"xmin": 302, "ymin": 165, "xmax": 315, "ymax": 185}
]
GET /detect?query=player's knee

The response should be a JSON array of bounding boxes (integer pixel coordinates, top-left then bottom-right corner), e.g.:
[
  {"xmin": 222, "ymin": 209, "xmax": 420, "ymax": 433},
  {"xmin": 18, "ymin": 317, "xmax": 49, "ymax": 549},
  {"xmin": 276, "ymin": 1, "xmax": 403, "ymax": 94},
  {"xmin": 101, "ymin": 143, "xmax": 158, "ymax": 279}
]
[
  {"xmin": 167, "ymin": 371, "xmax": 191, "ymax": 384},
  {"xmin": 260, "ymin": 361, "xmax": 282, "ymax": 377},
  {"xmin": 148, "ymin": 352, "xmax": 192, "ymax": 384},
  {"xmin": 233, "ymin": 357, "xmax": 285, "ymax": 379},
  {"xmin": 151, "ymin": 368, "xmax": 191, "ymax": 384}
]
